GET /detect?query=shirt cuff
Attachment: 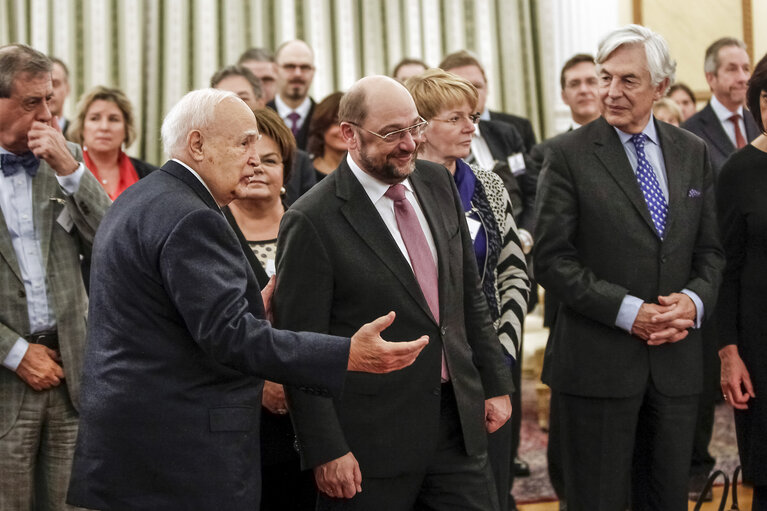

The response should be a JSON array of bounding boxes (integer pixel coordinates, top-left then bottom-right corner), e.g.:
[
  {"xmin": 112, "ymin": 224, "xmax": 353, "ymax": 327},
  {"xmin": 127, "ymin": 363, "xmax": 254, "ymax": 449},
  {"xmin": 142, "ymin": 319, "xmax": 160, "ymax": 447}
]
[
  {"xmin": 2, "ymin": 337, "xmax": 29, "ymax": 371},
  {"xmin": 616, "ymin": 294, "xmax": 644, "ymax": 333},
  {"xmin": 56, "ymin": 163, "xmax": 85, "ymax": 196},
  {"xmin": 681, "ymin": 289, "xmax": 704, "ymax": 328}
]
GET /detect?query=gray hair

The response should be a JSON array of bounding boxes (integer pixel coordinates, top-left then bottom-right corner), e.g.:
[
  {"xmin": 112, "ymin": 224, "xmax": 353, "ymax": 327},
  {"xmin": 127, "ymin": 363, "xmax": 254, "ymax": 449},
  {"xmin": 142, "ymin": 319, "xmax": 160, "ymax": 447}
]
[
  {"xmin": 0, "ymin": 43, "xmax": 52, "ymax": 98},
  {"xmin": 161, "ymin": 88, "xmax": 239, "ymax": 157},
  {"xmin": 596, "ymin": 24, "xmax": 676, "ymax": 87},
  {"xmin": 704, "ymin": 37, "xmax": 747, "ymax": 75}
]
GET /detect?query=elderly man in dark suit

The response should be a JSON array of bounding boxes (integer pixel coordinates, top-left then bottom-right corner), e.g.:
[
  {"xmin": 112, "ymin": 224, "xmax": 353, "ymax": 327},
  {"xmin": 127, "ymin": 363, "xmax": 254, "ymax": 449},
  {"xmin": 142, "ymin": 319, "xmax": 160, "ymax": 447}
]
[
  {"xmin": 274, "ymin": 75, "xmax": 512, "ymax": 510},
  {"xmin": 534, "ymin": 25, "xmax": 724, "ymax": 511},
  {"xmin": 0, "ymin": 44, "xmax": 111, "ymax": 510},
  {"xmin": 66, "ymin": 88, "xmax": 427, "ymax": 511}
]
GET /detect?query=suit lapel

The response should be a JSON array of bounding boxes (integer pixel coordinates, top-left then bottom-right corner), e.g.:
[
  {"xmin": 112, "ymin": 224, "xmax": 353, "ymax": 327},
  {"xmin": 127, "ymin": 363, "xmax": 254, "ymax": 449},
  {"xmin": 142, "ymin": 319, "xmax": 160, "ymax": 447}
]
[
  {"xmin": 160, "ymin": 160, "xmax": 221, "ymax": 211},
  {"xmin": 336, "ymin": 162, "xmax": 437, "ymax": 324},
  {"xmin": 656, "ymin": 120, "xmax": 686, "ymax": 237},
  {"xmin": 699, "ymin": 103, "xmax": 735, "ymax": 156},
  {"xmin": 592, "ymin": 118, "xmax": 657, "ymax": 235},
  {"xmin": 33, "ymin": 161, "xmax": 61, "ymax": 273}
]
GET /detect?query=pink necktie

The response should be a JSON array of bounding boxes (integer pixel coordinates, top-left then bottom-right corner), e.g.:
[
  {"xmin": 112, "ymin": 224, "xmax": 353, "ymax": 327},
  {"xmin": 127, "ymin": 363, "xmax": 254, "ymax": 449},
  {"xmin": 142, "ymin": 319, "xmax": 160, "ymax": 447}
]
[
  {"xmin": 287, "ymin": 111, "xmax": 301, "ymax": 136},
  {"xmin": 729, "ymin": 114, "xmax": 747, "ymax": 149},
  {"xmin": 385, "ymin": 184, "xmax": 449, "ymax": 381}
]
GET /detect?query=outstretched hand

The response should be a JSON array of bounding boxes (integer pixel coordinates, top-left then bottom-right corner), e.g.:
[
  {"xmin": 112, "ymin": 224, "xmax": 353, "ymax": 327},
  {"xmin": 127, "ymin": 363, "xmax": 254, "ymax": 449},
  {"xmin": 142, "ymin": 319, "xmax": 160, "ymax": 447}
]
[{"xmin": 348, "ymin": 311, "xmax": 428, "ymax": 373}]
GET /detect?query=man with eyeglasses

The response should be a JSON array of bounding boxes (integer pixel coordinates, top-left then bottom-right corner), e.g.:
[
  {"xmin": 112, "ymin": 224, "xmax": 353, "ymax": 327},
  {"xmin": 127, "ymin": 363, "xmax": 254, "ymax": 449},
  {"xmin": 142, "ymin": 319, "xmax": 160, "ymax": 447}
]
[
  {"xmin": 274, "ymin": 75, "xmax": 512, "ymax": 510},
  {"xmin": 267, "ymin": 40, "xmax": 317, "ymax": 150}
]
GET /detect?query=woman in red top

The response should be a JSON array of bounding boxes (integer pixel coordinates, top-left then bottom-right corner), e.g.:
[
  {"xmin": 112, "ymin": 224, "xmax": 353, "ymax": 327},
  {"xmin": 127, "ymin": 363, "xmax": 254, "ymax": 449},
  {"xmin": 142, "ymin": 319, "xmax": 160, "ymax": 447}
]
[{"xmin": 68, "ymin": 86, "xmax": 156, "ymax": 199}]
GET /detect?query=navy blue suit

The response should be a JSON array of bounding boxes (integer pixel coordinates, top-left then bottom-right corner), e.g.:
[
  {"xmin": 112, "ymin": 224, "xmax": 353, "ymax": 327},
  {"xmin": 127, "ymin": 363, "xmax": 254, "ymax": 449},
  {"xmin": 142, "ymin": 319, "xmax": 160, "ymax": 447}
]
[{"xmin": 67, "ymin": 160, "xmax": 350, "ymax": 511}]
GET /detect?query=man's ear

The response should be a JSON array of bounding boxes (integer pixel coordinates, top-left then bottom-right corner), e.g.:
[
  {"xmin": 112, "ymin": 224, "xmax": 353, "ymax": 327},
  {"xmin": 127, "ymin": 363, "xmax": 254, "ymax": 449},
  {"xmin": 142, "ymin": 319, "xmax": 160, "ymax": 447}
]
[
  {"xmin": 188, "ymin": 130, "xmax": 204, "ymax": 162},
  {"xmin": 340, "ymin": 122, "xmax": 357, "ymax": 150}
]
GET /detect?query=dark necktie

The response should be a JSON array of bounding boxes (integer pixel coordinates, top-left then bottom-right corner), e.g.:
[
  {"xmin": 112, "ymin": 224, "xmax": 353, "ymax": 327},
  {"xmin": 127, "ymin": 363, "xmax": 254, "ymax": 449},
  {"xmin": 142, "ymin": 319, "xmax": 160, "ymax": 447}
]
[
  {"xmin": 385, "ymin": 184, "xmax": 449, "ymax": 381},
  {"xmin": 728, "ymin": 114, "xmax": 747, "ymax": 149},
  {"xmin": 287, "ymin": 112, "xmax": 301, "ymax": 136},
  {"xmin": 1, "ymin": 152, "xmax": 40, "ymax": 177},
  {"xmin": 630, "ymin": 133, "xmax": 667, "ymax": 239}
]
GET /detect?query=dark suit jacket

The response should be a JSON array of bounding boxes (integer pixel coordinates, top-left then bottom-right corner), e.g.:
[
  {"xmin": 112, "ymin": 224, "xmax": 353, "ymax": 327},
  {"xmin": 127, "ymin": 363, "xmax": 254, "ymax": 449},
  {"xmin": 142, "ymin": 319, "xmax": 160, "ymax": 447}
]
[
  {"xmin": 533, "ymin": 117, "xmax": 724, "ymax": 398},
  {"xmin": 478, "ymin": 119, "xmax": 538, "ymax": 235},
  {"xmin": 274, "ymin": 159, "xmax": 513, "ymax": 477},
  {"xmin": 489, "ymin": 110, "xmax": 537, "ymax": 153},
  {"xmin": 682, "ymin": 102, "xmax": 760, "ymax": 176},
  {"xmin": 0, "ymin": 144, "xmax": 110, "ymax": 436},
  {"xmin": 285, "ymin": 149, "xmax": 317, "ymax": 206},
  {"xmin": 67, "ymin": 160, "xmax": 350, "ymax": 511},
  {"xmin": 267, "ymin": 98, "xmax": 316, "ymax": 151}
]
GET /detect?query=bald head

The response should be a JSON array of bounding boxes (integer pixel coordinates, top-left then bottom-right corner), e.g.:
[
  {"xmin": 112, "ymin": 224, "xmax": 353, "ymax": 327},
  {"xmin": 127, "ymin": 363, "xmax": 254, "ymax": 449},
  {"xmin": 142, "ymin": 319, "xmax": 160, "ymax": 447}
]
[{"xmin": 275, "ymin": 40, "xmax": 315, "ymax": 106}]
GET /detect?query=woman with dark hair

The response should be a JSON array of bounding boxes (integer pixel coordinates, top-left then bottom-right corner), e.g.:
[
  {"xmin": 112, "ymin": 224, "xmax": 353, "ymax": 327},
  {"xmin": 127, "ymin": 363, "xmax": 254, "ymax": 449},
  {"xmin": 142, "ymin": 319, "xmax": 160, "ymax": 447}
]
[
  {"xmin": 668, "ymin": 82, "xmax": 697, "ymax": 121},
  {"xmin": 68, "ymin": 86, "xmax": 156, "ymax": 199},
  {"xmin": 307, "ymin": 91, "xmax": 346, "ymax": 181},
  {"xmin": 223, "ymin": 108, "xmax": 315, "ymax": 510},
  {"xmin": 716, "ymin": 52, "xmax": 767, "ymax": 511},
  {"xmin": 405, "ymin": 68, "xmax": 530, "ymax": 511}
]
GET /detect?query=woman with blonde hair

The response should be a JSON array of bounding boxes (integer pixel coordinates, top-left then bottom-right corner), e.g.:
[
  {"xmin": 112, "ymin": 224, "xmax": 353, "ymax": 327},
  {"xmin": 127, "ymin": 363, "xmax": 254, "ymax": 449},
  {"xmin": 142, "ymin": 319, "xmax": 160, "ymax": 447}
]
[
  {"xmin": 405, "ymin": 68, "xmax": 530, "ymax": 511},
  {"xmin": 68, "ymin": 86, "xmax": 155, "ymax": 199}
]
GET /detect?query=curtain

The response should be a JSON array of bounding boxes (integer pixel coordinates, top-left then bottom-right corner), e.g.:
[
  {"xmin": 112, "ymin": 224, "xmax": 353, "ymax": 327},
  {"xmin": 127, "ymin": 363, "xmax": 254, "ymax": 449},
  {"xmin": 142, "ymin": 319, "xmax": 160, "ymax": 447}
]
[{"xmin": 1, "ymin": 0, "xmax": 541, "ymax": 165}]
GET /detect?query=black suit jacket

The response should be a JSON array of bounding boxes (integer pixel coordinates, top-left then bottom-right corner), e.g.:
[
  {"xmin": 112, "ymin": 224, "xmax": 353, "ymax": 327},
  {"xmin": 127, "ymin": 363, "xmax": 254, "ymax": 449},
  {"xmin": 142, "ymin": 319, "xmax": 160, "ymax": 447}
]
[
  {"xmin": 274, "ymin": 159, "xmax": 512, "ymax": 477},
  {"xmin": 68, "ymin": 160, "xmax": 350, "ymax": 511},
  {"xmin": 285, "ymin": 149, "xmax": 317, "ymax": 206},
  {"xmin": 682, "ymin": 102, "xmax": 760, "ymax": 176},
  {"xmin": 533, "ymin": 117, "xmax": 724, "ymax": 398},
  {"xmin": 478, "ymin": 119, "xmax": 538, "ymax": 235},
  {"xmin": 489, "ymin": 110, "xmax": 537, "ymax": 153},
  {"xmin": 267, "ymin": 98, "xmax": 316, "ymax": 151}
]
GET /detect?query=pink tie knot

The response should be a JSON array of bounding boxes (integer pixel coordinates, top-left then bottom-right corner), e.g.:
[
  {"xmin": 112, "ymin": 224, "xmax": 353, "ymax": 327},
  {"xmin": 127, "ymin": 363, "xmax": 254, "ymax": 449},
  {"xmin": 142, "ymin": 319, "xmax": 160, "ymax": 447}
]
[{"xmin": 385, "ymin": 183, "xmax": 407, "ymax": 202}]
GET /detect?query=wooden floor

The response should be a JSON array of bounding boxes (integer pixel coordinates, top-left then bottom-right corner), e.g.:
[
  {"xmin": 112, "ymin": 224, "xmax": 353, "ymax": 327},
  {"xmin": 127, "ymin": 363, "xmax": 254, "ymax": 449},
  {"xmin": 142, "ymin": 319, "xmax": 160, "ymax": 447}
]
[{"xmin": 518, "ymin": 484, "xmax": 753, "ymax": 510}]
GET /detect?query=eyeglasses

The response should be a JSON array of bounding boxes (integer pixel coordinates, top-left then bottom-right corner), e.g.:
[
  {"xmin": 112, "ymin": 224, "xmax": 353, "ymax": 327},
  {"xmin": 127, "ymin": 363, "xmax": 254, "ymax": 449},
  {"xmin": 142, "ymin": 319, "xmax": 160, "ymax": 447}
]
[
  {"xmin": 280, "ymin": 63, "xmax": 314, "ymax": 73},
  {"xmin": 348, "ymin": 117, "xmax": 428, "ymax": 142},
  {"xmin": 430, "ymin": 113, "xmax": 481, "ymax": 126}
]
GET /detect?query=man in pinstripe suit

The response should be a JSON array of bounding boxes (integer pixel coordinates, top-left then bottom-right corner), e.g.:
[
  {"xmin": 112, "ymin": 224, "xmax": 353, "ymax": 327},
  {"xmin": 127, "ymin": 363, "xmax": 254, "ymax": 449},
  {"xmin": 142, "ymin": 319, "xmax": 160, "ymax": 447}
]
[{"xmin": 0, "ymin": 43, "xmax": 110, "ymax": 510}]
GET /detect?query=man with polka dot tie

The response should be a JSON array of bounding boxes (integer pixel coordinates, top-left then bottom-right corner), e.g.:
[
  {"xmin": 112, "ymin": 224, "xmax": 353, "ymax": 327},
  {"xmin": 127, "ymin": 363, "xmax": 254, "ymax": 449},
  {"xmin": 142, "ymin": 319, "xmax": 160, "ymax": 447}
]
[{"xmin": 534, "ymin": 25, "xmax": 725, "ymax": 511}]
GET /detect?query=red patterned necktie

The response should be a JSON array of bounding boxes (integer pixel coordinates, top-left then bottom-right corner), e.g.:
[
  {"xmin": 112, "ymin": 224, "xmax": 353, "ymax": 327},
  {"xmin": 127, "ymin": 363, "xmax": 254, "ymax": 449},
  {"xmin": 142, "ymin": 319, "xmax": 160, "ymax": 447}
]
[{"xmin": 385, "ymin": 183, "xmax": 449, "ymax": 381}]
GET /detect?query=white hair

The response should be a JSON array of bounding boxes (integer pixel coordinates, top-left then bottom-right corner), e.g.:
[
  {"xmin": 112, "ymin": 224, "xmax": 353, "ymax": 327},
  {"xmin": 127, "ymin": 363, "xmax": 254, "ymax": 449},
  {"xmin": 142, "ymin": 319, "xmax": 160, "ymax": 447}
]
[
  {"xmin": 596, "ymin": 24, "xmax": 676, "ymax": 87},
  {"xmin": 161, "ymin": 88, "xmax": 239, "ymax": 157}
]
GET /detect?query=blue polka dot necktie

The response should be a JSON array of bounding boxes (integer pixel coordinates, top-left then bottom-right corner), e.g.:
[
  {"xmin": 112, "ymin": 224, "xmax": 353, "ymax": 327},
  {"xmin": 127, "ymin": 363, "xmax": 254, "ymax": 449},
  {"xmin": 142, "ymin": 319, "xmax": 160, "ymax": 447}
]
[{"xmin": 630, "ymin": 133, "xmax": 667, "ymax": 239}]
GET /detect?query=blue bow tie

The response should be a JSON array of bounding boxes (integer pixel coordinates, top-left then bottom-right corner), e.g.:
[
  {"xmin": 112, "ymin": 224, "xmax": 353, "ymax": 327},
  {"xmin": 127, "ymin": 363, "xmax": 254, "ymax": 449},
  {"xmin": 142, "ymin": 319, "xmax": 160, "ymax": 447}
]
[{"xmin": 1, "ymin": 152, "xmax": 40, "ymax": 178}]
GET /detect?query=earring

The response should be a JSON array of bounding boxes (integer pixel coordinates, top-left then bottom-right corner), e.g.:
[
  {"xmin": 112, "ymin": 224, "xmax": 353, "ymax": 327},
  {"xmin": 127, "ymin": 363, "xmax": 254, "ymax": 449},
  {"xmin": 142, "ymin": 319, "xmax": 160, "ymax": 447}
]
[{"xmin": 280, "ymin": 186, "xmax": 287, "ymax": 196}]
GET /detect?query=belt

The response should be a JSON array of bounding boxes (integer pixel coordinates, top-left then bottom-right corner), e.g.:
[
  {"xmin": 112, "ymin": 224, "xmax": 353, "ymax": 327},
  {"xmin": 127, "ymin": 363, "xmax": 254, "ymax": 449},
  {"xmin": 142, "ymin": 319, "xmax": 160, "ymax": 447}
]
[{"xmin": 24, "ymin": 330, "xmax": 59, "ymax": 350}]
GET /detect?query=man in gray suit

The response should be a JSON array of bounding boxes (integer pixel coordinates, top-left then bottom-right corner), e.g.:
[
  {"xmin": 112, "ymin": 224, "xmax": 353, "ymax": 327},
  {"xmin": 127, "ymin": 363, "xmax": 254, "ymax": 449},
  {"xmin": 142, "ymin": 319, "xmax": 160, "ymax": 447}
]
[
  {"xmin": 535, "ymin": 25, "xmax": 724, "ymax": 511},
  {"xmin": 0, "ymin": 43, "xmax": 111, "ymax": 510},
  {"xmin": 274, "ymin": 76, "xmax": 512, "ymax": 510}
]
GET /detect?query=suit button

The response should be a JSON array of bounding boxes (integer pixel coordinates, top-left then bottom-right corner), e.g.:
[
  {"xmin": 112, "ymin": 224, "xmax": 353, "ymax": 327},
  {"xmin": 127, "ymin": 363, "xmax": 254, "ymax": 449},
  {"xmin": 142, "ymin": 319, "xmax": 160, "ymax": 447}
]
[
  {"xmin": 440, "ymin": 326, "xmax": 447, "ymax": 335},
  {"xmin": 79, "ymin": 202, "xmax": 91, "ymax": 215},
  {"xmin": 661, "ymin": 255, "xmax": 667, "ymax": 263},
  {"xmin": 18, "ymin": 289, "xmax": 26, "ymax": 298},
  {"xmin": 432, "ymin": 387, "xmax": 440, "ymax": 396}
]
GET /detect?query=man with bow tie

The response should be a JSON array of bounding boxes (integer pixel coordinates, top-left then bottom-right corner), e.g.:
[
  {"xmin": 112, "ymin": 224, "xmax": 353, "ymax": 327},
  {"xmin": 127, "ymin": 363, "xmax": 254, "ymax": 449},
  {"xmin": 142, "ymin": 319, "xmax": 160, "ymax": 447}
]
[{"xmin": 0, "ymin": 43, "xmax": 110, "ymax": 510}]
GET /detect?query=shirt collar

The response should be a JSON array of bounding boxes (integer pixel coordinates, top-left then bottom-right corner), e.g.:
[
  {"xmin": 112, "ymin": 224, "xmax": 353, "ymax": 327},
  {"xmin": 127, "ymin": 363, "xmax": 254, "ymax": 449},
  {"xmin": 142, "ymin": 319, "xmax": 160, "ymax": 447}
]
[
  {"xmin": 613, "ymin": 113, "xmax": 660, "ymax": 147},
  {"xmin": 274, "ymin": 94, "xmax": 312, "ymax": 120},
  {"xmin": 480, "ymin": 107, "xmax": 491, "ymax": 121},
  {"xmin": 346, "ymin": 153, "xmax": 413, "ymax": 204},
  {"xmin": 171, "ymin": 158, "xmax": 217, "ymax": 202},
  {"xmin": 710, "ymin": 94, "xmax": 744, "ymax": 123}
]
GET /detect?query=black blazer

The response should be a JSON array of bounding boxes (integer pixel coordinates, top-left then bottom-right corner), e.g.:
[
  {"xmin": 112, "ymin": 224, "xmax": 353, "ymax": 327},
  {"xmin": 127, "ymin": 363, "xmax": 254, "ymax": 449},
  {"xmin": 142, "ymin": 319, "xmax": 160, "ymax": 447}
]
[
  {"xmin": 274, "ymin": 159, "xmax": 513, "ymax": 477},
  {"xmin": 534, "ymin": 117, "xmax": 724, "ymax": 398},
  {"xmin": 68, "ymin": 160, "xmax": 350, "ymax": 511},
  {"xmin": 489, "ymin": 110, "xmax": 537, "ymax": 153},
  {"xmin": 682, "ymin": 102, "xmax": 760, "ymax": 175},
  {"xmin": 285, "ymin": 149, "xmax": 317, "ymax": 206},
  {"xmin": 267, "ymin": 98, "xmax": 316, "ymax": 151},
  {"xmin": 478, "ymin": 119, "xmax": 538, "ymax": 234}
]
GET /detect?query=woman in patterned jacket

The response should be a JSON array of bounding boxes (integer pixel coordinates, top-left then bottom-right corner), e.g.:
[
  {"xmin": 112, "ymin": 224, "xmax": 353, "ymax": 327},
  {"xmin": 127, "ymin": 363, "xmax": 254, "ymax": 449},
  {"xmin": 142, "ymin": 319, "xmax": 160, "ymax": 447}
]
[{"xmin": 405, "ymin": 68, "xmax": 530, "ymax": 511}]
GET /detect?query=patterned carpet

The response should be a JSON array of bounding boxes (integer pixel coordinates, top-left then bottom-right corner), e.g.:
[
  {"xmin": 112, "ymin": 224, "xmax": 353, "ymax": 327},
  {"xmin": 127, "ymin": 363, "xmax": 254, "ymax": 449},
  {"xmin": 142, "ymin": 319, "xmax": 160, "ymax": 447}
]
[{"xmin": 511, "ymin": 375, "xmax": 741, "ymax": 505}]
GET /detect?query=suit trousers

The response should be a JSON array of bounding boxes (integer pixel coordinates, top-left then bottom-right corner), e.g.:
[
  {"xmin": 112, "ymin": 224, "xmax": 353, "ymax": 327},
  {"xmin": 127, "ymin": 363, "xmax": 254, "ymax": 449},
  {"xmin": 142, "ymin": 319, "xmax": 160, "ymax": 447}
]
[
  {"xmin": 558, "ymin": 381, "xmax": 698, "ymax": 511},
  {"xmin": 0, "ymin": 384, "xmax": 84, "ymax": 511},
  {"xmin": 316, "ymin": 383, "xmax": 499, "ymax": 511}
]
